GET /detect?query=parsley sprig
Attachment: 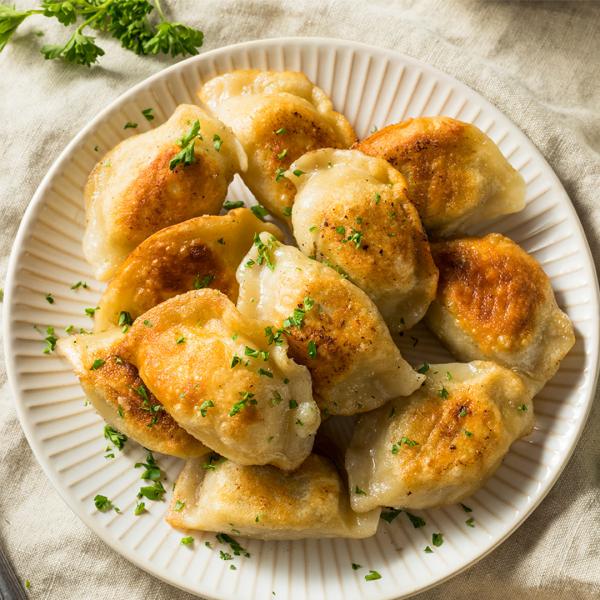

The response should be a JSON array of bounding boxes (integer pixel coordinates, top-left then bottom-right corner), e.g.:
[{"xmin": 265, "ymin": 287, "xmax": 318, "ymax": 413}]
[{"xmin": 0, "ymin": 0, "xmax": 204, "ymax": 67}]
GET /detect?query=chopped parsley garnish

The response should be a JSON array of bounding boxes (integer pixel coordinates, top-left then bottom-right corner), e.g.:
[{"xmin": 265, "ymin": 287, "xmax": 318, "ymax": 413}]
[
  {"xmin": 464, "ymin": 429, "xmax": 473, "ymax": 437},
  {"xmin": 229, "ymin": 391, "xmax": 257, "ymax": 416},
  {"xmin": 351, "ymin": 563, "xmax": 362, "ymax": 570},
  {"xmin": 220, "ymin": 550, "xmax": 232, "ymax": 560},
  {"xmin": 181, "ymin": 536, "xmax": 194, "ymax": 546},
  {"xmin": 135, "ymin": 451, "xmax": 162, "ymax": 481},
  {"xmin": 70, "ymin": 281, "xmax": 88, "ymax": 290},
  {"xmin": 283, "ymin": 298, "xmax": 314, "ymax": 330},
  {"xmin": 134, "ymin": 502, "xmax": 146, "ymax": 516},
  {"xmin": 176, "ymin": 336, "xmax": 185, "ymax": 344},
  {"xmin": 174, "ymin": 500, "xmax": 185, "ymax": 512},
  {"xmin": 446, "ymin": 371, "xmax": 453, "ymax": 380},
  {"xmin": 40, "ymin": 326, "xmax": 57, "ymax": 354},
  {"xmin": 202, "ymin": 453, "xmax": 222, "ymax": 471},
  {"xmin": 103, "ymin": 425, "xmax": 127, "ymax": 450},
  {"xmin": 335, "ymin": 225, "xmax": 346, "ymax": 235},
  {"xmin": 138, "ymin": 480, "xmax": 166, "ymax": 501},
  {"xmin": 307, "ymin": 340, "xmax": 317, "ymax": 358},
  {"xmin": 265, "ymin": 326, "xmax": 285, "ymax": 345},
  {"xmin": 65, "ymin": 325, "xmax": 75, "ymax": 334},
  {"xmin": 374, "ymin": 193, "xmax": 381, "ymax": 204},
  {"xmin": 45, "ymin": 293, "xmax": 54, "ymax": 304},
  {"xmin": 258, "ymin": 368, "xmax": 273, "ymax": 378},
  {"xmin": 118, "ymin": 310, "xmax": 133, "ymax": 332},
  {"xmin": 517, "ymin": 404, "xmax": 528, "ymax": 412},
  {"xmin": 354, "ymin": 486, "xmax": 367, "ymax": 495},
  {"xmin": 169, "ymin": 120, "xmax": 201, "ymax": 171},
  {"xmin": 198, "ymin": 399, "xmax": 214, "ymax": 417},
  {"xmin": 94, "ymin": 494, "xmax": 118, "ymax": 513},
  {"xmin": 135, "ymin": 384, "xmax": 163, "ymax": 427},
  {"xmin": 271, "ymin": 391, "xmax": 283, "ymax": 406},
  {"xmin": 288, "ymin": 399, "xmax": 298, "ymax": 409},
  {"xmin": 223, "ymin": 200, "xmax": 244, "ymax": 210},
  {"xmin": 322, "ymin": 258, "xmax": 349, "ymax": 278},
  {"xmin": 24, "ymin": 580, "xmax": 31, "ymax": 589},
  {"xmin": 277, "ymin": 148, "xmax": 288, "ymax": 160},
  {"xmin": 123, "ymin": 121, "xmax": 138, "ymax": 129},
  {"xmin": 438, "ymin": 387, "xmax": 449, "ymax": 399},
  {"xmin": 292, "ymin": 169, "xmax": 305, "ymax": 177},
  {"xmin": 85, "ymin": 306, "xmax": 99, "ymax": 317},
  {"xmin": 143, "ymin": 319, "xmax": 153, "ymax": 327},
  {"xmin": 284, "ymin": 298, "xmax": 316, "ymax": 334},
  {"xmin": 417, "ymin": 362, "xmax": 430, "ymax": 374},
  {"xmin": 90, "ymin": 358, "xmax": 105, "ymax": 370},
  {"xmin": 194, "ymin": 273, "xmax": 214, "ymax": 289},
  {"xmin": 458, "ymin": 406, "xmax": 468, "ymax": 417},
  {"xmin": 432, "ymin": 532, "xmax": 444, "ymax": 547},
  {"xmin": 347, "ymin": 228, "xmax": 363, "ymax": 248},
  {"xmin": 274, "ymin": 167, "xmax": 286, "ymax": 182},
  {"xmin": 465, "ymin": 517, "xmax": 475, "ymax": 527},
  {"xmin": 251, "ymin": 204, "xmax": 269, "ymax": 220},
  {"xmin": 424, "ymin": 546, "xmax": 433, "ymax": 554},
  {"xmin": 142, "ymin": 108, "xmax": 154, "ymax": 121},
  {"xmin": 253, "ymin": 233, "xmax": 277, "ymax": 270},
  {"xmin": 231, "ymin": 355, "xmax": 242, "ymax": 368},
  {"xmin": 365, "ymin": 570, "xmax": 381, "ymax": 581},
  {"xmin": 213, "ymin": 134, "xmax": 222, "ymax": 152},
  {"xmin": 461, "ymin": 503, "xmax": 473, "ymax": 513},
  {"xmin": 135, "ymin": 384, "xmax": 149, "ymax": 403},
  {"xmin": 405, "ymin": 512, "xmax": 426, "ymax": 528},
  {"xmin": 309, "ymin": 225, "xmax": 317, "ymax": 232},
  {"xmin": 391, "ymin": 437, "xmax": 418, "ymax": 454},
  {"xmin": 216, "ymin": 533, "xmax": 250, "ymax": 558},
  {"xmin": 245, "ymin": 346, "xmax": 269, "ymax": 361},
  {"xmin": 380, "ymin": 507, "xmax": 402, "ymax": 523},
  {"xmin": 282, "ymin": 206, "xmax": 292, "ymax": 217},
  {"xmin": 274, "ymin": 128, "xmax": 287, "ymax": 135}
]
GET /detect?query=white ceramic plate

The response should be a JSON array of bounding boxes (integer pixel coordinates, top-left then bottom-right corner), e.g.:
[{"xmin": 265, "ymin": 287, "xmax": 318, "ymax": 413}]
[{"xmin": 3, "ymin": 37, "xmax": 599, "ymax": 600}]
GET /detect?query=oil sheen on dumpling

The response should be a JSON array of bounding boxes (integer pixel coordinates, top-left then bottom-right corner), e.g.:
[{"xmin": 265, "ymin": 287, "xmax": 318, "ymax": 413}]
[
  {"xmin": 167, "ymin": 454, "xmax": 380, "ymax": 540},
  {"xmin": 118, "ymin": 289, "xmax": 319, "ymax": 470},
  {"xmin": 346, "ymin": 361, "xmax": 535, "ymax": 512},
  {"xmin": 355, "ymin": 117, "xmax": 525, "ymax": 238},
  {"xmin": 236, "ymin": 233, "xmax": 424, "ymax": 415},
  {"xmin": 289, "ymin": 148, "xmax": 438, "ymax": 332},
  {"xmin": 94, "ymin": 208, "xmax": 283, "ymax": 332},
  {"xmin": 426, "ymin": 234, "xmax": 575, "ymax": 383},
  {"xmin": 83, "ymin": 104, "xmax": 246, "ymax": 280},
  {"xmin": 199, "ymin": 70, "xmax": 356, "ymax": 221},
  {"xmin": 57, "ymin": 330, "xmax": 208, "ymax": 458}
]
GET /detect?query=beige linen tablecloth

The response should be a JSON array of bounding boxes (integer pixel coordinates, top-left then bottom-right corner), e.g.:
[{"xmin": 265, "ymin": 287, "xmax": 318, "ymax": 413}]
[{"xmin": 1, "ymin": 1, "xmax": 599, "ymax": 598}]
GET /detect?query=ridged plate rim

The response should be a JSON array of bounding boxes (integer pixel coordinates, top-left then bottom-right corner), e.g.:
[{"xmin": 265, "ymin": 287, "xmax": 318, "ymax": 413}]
[{"xmin": 3, "ymin": 36, "xmax": 599, "ymax": 600}]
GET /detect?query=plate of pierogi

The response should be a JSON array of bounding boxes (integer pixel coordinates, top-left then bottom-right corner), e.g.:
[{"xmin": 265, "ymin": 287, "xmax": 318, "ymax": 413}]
[{"xmin": 3, "ymin": 37, "xmax": 598, "ymax": 600}]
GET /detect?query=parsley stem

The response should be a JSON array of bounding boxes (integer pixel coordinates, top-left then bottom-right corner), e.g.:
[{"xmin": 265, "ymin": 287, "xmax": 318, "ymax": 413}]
[
  {"xmin": 154, "ymin": 0, "xmax": 167, "ymax": 21},
  {"xmin": 76, "ymin": 0, "xmax": 114, "ymax": 33}
]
